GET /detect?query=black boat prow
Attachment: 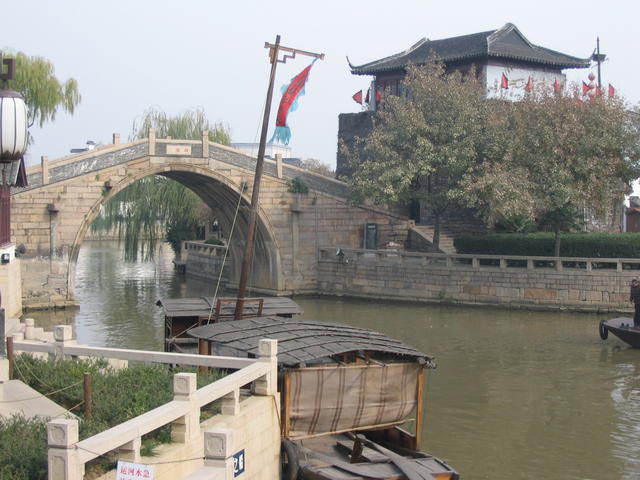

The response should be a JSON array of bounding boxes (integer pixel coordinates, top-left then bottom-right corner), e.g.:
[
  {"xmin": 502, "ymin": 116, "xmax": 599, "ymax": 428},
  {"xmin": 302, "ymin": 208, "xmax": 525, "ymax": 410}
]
[{"xmin": 599, "ymin": 317, "xmax": 640, "ymax": 348}]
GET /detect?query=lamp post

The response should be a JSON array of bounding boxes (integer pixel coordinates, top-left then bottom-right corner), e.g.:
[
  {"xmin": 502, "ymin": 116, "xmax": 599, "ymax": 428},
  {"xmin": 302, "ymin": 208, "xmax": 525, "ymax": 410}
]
[{"xmin": 0, "ymin": 54, "xmax": 29, "ymax": 248}]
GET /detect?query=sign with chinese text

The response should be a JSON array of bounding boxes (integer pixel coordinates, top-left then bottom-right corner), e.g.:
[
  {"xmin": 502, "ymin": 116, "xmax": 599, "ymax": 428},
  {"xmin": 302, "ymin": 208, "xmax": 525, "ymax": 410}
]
[
  {"xmin": 233, "ymin": 449, "xmax": 245, "ymax": 477},
  {"xmin": 116, "ymin": 461, "xmax": 154, "ymax": 480}
]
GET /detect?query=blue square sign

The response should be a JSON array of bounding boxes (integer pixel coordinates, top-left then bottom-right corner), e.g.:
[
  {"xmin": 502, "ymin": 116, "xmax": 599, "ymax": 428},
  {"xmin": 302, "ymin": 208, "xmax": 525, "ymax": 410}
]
[{"xmin": 233, "ymin": 449, "xmax": 245, "ymax": 477}]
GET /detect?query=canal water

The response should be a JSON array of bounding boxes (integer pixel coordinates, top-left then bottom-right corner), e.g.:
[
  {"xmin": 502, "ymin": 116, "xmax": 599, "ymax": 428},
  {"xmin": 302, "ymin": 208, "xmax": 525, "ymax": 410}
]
[{"xmin": 26, "ymin": 241, "xmax": 640, "ymax": 480}]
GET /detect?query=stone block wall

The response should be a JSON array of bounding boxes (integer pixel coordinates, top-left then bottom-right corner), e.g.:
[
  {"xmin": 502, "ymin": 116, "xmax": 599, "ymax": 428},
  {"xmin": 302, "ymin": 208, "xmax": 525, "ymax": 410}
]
[
  {"xmin": 199, "ymin": 395, "xmax": 280, "ymax": 480},
  {"xmin": 318, "ymin": 250, "xmax": 636, "ymax": 312}
]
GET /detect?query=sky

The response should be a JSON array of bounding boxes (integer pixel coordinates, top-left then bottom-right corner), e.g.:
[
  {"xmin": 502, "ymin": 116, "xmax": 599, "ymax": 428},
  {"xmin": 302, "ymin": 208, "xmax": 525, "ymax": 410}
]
[{"xmin": 5, "ymin": 0, "xmax": 640, "ymax": 170}]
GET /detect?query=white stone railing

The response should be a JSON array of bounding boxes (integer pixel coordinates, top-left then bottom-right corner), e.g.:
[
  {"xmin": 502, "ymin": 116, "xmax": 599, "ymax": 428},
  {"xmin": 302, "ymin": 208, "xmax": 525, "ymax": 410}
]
[
  {"xmin": 11, "ymin": 325, "xmax": 277, "ymax": 480},
  {"xmin": 320, "ymin": 247, "xmax": 640, "ymax": 272},
  {"xmin": 183, "ymin": 240, "xmax": 227, "ymax": 257}
]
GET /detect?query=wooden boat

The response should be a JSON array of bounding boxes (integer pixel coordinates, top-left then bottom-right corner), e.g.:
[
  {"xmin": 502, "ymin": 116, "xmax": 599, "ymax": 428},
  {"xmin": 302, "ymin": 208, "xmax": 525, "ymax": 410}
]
[
  {"xmin": 156, "ymin": 296, "xmax": 303, "ymax": 352},
  {"xmin": 188, "ymin": 317, "xmax": 459, "ymax": 480},
  {"xmin": 599, "ymin": 317, "xmax": 640, "ymax": 348}
]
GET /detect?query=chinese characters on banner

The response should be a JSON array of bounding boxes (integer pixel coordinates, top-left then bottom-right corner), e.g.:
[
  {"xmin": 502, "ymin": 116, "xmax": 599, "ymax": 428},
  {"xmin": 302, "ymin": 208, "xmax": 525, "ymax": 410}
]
[{"xmin": 116, "ymin": 461, "xmax": 154, "ymax": 480}]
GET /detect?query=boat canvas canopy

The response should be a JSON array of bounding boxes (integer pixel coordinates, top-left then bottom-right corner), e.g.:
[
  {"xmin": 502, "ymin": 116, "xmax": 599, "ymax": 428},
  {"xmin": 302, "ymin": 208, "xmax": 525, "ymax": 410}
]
[
  {"xmin": 187, "ymin": 317, "xmax": 432, "ymax": 367},
  {"xmin": 285, "ymin": 362, "xmax": 421, "ymax": 440}
]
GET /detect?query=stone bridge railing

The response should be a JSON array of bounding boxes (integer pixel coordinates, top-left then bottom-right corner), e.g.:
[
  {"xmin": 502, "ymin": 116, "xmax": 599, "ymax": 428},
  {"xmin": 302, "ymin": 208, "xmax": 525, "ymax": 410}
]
[
  {"xmin": 11, "ymin": 325, "xmax": 279, "ymax": 480},
  {"xmin": 318, "ymin": 248, "xmax": 640, "ymax": 311}
]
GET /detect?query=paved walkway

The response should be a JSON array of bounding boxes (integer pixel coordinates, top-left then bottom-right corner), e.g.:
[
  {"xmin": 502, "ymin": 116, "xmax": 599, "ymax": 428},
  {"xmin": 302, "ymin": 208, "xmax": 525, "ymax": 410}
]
[{"xmin": 0, "ymin": 380, "xmax": 74, "ymax": 419}]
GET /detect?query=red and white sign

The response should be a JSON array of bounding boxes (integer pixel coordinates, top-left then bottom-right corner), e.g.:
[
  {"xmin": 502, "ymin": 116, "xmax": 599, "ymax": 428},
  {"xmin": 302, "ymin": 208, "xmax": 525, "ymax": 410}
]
[{"xmin": 116, "ymin": 461, "xmax": 154, "ymax": 480}]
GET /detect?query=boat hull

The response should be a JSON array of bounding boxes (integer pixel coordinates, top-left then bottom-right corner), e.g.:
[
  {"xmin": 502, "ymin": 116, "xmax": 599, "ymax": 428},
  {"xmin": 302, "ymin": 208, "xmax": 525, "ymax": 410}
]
[{"xmin": 600, "ymin": 317, "xmax": 640, "ymax": 348}]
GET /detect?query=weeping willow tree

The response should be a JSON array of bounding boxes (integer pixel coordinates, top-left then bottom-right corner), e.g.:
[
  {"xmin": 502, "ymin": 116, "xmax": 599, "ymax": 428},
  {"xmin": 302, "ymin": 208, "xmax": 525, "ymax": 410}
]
[
  {"xmin": 2, "ymin": 50, "xmax": 81, "ymax": 138},
  {"xmin": 91, "ymin": 108, "xmax": 231, "ymax": 261}
]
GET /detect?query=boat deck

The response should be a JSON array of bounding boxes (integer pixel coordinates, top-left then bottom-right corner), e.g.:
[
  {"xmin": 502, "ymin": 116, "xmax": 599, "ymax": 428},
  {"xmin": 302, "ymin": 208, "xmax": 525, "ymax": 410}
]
[{"xmin": 291, "ymin": 433, "xmax": 457, "ymax": 480}]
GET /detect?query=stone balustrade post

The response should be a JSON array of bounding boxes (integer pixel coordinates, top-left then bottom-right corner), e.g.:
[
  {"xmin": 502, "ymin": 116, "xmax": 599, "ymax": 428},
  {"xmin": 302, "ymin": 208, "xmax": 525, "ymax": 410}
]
[
  {"xmin": 48, "ymin": 419, "xmax": 81, "ymax": 480},
  {"xmin": 24, "ymin": 318, "xmax": 35, "ymax": 340},
  {"xmin": 112, "ymin": 133, "xmax": 120, "ymax": 145},
  {"xmin": 220, "ymin": 388, "xmax": 240, "ymax": 416},
  {"xmin": 275, "ymin": 153, "xmax": 283, "ymax": 178},
  {"xmin": 172, "ymin": 373, "xmax": 200, "ymax": 443},
  {"xmin": 41, "ymin": 156, "xmax": 49, "ymax": 185},
  {"xmin": 202, "ymin": 130, "xmax": 209, "ymax": 158},
  {"xmin": 203, "ymin": 429, "xmax": 235, "ymax": 478},
  {"xmin": 53, "ymin": 325, "xmax": 73, "ymax": 360},
  {"xmin": 148, "ymin": 128, "xmax": 156, "ymax": 156},
  {"xmin": 253, "ymin": 339, "xmax": 278, "ymax": 396},
  {"xmin": 117, "ymin": 437, "xmax": 141, "ymax": 464}
]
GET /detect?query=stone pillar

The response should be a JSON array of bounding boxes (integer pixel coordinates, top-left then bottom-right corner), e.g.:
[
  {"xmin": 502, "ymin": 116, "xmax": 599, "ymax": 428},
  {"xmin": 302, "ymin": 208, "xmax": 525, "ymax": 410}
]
[
  {"xmin": 47, "ymin": 419, "xmax": 81, "ymax": 480},
  {"xmin": 41, "ymin": 156, "xmax": 49, "ymax": 185},
  {"xmin": 253, "ymin": 339, "xmax": 278, "ymax": 396},
  {"xmin": 275, "ymin": 154, "xmax": 283, "ymax": 179},
  {"xmin": 53, "ymin": 325, "xmax": 73, "ymax": 360},
  {"xmin": 203, "ymin": 428, "xmax": 235, "ymax": 479},
  {"xmin": 112, "ymin": 133, "xmax": 120, "ymax": 145},
  {"xmin": 172, "ymin": 372, "xmax": 199, "ymax": 443},
  {"xmin": 202, "ymin": 130, "xmax": 209, "ymax": 158},
  {"xmin": 148, "ymin": 128, "xmax": 156, "ymax": 156}
]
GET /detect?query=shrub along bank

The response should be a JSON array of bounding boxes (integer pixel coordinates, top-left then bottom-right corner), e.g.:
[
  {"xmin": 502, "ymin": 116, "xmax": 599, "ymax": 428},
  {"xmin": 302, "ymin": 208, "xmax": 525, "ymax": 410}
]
[
  {"xmin": 0, "ymin": 355, "xmax": 224, "ymax": 480},
  {"xmin": 454, "ymin": 233, "xmax": 640, "ymax": 258}
]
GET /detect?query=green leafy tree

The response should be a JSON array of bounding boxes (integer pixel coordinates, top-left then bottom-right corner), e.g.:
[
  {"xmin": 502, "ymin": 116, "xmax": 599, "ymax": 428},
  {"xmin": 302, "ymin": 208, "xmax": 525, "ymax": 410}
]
[
  {"xmin": 342, "ymin": 62, "xmax": 488, "ymax": 250},
  {"xmin": 300, "ymin": 158, "xmax": 334, "ymax": 177},
  {"xmin": 464, "ymin": 86, "xmax": 640, "ymax": 255},
  {"xmin": 92, "ymin": 108, "xmax": 231, "ymax": 261},
  {"xmin": 2, "ymin": 50, "xmax": 80, "ymax": 130}
]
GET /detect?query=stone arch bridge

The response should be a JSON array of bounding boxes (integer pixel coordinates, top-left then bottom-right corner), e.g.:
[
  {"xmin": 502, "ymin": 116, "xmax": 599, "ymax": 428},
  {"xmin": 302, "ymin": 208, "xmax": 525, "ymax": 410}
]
[{"xmin": 12, "ymin": 132, "xmax": 412, "ymax": 310}]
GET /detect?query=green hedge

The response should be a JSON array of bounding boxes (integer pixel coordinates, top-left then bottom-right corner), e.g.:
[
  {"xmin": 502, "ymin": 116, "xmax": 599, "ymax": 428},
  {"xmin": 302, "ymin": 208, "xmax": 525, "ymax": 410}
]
[{"xmin": 454, "ymin": 233, "xmax": 640, "ymax": 258}]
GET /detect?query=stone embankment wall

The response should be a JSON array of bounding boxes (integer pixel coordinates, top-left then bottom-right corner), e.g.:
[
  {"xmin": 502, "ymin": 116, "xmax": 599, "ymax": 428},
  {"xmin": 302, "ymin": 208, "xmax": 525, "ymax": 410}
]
[
  {"xmin": 181, "ymin": 241, "xmax": 231, "ymax": 283},
  {"xmin": 318, "ymin": 248, "xmax": 638, "ymax": 312}
]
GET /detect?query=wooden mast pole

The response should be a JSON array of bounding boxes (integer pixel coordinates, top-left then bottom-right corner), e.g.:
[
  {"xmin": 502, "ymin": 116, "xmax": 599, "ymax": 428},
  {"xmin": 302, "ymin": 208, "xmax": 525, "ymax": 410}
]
[
  {"xmin": 234, "ymin": 37, "xmax": 324, "ymax": 320},
  {"xmin": 234, "ymin": 35, "xmax": 281, "ymax": 320}
]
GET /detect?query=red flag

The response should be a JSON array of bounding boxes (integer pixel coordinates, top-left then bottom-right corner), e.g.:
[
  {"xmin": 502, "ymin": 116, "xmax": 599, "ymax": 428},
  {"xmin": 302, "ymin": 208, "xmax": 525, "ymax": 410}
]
[
  {"xmin": 501, "ymin": 73, "xmax": 509, "ymax": 89},
  {"xmin": 553, "ymin": 78, "xmax": 561, "ymax": 93},
  {"xmin": 595, "ymin": 86, "xmax": 603, "ymax": 97},
  {"xmin": 525, "ymin": 76, "xmax": 533, "ymax": 92},
  {"xmin": 582, "ymin": 81, "xmax": 594, "ymax": 95},
  {"xmin": 352, "ymin": 90, "xmax": 363, "ymax": 104},
  {"xmin": 270, "ymin": 61, "xmax": 316, "ymax": 145},
  {"xmin": 608, "ymin": 84, "xmax": 615, "ymax": 97}
]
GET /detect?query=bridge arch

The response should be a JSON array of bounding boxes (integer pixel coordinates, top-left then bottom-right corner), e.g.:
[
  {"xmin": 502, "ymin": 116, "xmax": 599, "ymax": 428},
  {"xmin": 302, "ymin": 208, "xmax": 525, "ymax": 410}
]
[{"xmin": 68, "ymin": 163, "xmax": 284, "ymax": 300}]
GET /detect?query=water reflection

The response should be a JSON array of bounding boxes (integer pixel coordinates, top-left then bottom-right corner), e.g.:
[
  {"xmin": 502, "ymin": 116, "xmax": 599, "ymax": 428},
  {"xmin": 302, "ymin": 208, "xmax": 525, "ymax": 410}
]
[{"xmin": 24, "ymin": 241, "xmax": 640, "ymax": 480}]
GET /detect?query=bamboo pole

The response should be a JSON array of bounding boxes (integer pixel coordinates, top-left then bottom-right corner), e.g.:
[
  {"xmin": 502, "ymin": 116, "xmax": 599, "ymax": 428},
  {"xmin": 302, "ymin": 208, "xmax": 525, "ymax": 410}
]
[{"xmin": 83, "ymin": 372, "xmax": 92, "ymax": 420}]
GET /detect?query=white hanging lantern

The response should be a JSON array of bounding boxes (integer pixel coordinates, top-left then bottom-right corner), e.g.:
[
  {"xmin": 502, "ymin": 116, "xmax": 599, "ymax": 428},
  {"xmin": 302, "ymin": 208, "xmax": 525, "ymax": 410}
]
[{"xmin": 0, "ymin": 90, "xmax": 28, "ymax": 162}]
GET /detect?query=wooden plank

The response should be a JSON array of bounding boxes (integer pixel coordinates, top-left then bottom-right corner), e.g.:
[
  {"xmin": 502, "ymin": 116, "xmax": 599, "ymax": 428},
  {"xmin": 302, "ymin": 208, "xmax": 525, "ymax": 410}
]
[
  {"xmin": 414, "ymin": 369, "xmax": 425, "ymax": 451},
  {"xmin": 336, "ymin": 440, "xmax": 389, "ymax": 463},
  {"xmin": 283, "ymin": 370, "xmax": 292, "ymax": 438}
]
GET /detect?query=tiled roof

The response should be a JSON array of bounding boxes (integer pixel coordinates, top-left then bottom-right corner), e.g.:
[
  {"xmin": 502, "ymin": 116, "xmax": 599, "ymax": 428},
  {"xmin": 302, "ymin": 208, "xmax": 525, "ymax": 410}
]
[
  {"xmin": 350, "ymin": 23, "xmax": 590, "ymax": 75},
  {"xmin": 188, "ymin": 317, "xmax": 432, "ymax": 367}
]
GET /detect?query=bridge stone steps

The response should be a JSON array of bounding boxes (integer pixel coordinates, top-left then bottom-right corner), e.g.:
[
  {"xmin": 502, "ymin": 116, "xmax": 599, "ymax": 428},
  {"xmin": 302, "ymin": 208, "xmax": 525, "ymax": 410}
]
[{"xmin": 411, "ymin": 225, "xmax": 457, "ymax": 254}]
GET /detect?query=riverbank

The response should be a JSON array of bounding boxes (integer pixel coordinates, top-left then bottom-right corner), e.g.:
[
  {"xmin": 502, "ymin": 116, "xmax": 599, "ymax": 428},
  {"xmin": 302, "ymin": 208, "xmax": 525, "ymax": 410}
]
[{"xmin": 317, "ymin": 247, "xmax": 638, "ymax": 314}]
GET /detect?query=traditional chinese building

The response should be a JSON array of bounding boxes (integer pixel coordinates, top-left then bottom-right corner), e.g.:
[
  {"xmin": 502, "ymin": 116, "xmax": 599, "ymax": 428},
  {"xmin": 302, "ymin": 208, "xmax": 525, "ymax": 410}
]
[{"xmin": 338, "ymin": 23, "xmax": 596, "ymax": 238}]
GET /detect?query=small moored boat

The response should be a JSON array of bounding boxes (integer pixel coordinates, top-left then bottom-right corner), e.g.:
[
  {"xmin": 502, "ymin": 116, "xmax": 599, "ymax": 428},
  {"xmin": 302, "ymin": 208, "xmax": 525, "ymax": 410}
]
[
  {"xmin": 599, "ymin": 317, "xmax": 640, "ymax": 348},
  {"xmin": 188, "ymin": 317, "xmax": 459, "ymax": 480}
]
